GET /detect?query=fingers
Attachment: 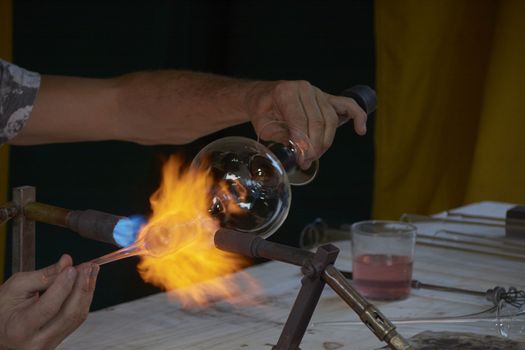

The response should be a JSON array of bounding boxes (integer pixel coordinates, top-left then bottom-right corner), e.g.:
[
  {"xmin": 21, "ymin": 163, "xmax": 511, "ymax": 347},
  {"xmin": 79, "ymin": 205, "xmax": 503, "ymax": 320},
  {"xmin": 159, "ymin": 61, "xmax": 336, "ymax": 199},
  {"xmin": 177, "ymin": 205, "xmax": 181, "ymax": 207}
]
[
  {"xmin": 6, "ymin": 255, "xmax": 72, "ymax": 296},
  {"xmin": 23, "ymin": 265, "xmax": 77, "ymax": 330},
  {"xmin": 328, "ymin": 95, "xmax": 368, "ymax": 135},
  {"xmin": 297, "ymin": 83, "xmax": 324, "ymax": 159},
  {"xmin": 254, "ymin": 80, "xmax": 368, "ymax": 166},
  {"xmin": 314, "ymin": 88, "xmax": 339, "ymax": 154},
  {"xmin": 34, "ymin": 263, "xmax": 99, "ymax": 349},
  {"xmin": 274, "ymin": 81, "xmax": 309, "ymax": 143}
]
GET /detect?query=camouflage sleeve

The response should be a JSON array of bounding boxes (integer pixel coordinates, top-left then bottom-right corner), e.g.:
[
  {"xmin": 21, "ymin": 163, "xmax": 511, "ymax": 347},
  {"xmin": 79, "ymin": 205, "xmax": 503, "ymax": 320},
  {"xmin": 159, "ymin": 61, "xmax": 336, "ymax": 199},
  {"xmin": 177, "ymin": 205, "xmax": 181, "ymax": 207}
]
[{"xmin": 0, "ymin": 60, "xmax": 41, "ymax": 144}]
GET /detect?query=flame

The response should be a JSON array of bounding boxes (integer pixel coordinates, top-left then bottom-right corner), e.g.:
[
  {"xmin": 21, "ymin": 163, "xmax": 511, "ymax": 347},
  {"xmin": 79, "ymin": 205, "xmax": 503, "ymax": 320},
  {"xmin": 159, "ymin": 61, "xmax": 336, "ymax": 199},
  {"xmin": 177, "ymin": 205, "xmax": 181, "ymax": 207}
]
[{"xmin": 137, "ymin": 156, "xmax": 258, "ymax": 306}]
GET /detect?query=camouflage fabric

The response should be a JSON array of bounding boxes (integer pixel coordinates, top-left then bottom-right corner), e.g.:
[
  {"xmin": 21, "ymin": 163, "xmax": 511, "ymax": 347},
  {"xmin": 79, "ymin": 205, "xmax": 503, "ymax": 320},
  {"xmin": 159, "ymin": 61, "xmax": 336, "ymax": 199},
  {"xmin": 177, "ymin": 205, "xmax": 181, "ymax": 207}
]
[{"xmin": 0, "ymin": 60, "xmax": 41, "ymax": 144}]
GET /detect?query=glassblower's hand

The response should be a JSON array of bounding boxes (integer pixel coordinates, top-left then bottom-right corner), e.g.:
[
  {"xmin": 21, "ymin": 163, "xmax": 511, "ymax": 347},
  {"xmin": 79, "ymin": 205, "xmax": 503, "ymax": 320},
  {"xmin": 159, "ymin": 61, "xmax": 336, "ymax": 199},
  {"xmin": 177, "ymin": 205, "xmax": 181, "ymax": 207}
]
[
  {"xmin": 0, "ymin": 255, "xmax": 99, "ymax": 350},
  {"xmin": 245, "ymin": 80, "xmax": 368, "ymax": 165}
]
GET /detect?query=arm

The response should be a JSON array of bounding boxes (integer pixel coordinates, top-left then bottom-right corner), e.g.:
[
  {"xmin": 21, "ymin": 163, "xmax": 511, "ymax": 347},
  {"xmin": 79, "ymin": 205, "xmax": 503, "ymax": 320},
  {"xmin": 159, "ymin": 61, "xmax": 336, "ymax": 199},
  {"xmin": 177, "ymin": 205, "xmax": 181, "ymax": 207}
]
[{"xmin": 11, "ymin": 71, "xmax": 367, "ymax": 158}]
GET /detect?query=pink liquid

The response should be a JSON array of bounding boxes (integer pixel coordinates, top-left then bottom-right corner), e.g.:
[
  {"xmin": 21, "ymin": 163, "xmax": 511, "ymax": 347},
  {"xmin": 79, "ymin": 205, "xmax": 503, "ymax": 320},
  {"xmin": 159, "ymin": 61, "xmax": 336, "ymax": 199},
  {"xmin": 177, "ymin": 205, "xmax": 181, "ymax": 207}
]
[{"xmin": 352, "ymin": 254, "xmax": 412, "ymax": 300}]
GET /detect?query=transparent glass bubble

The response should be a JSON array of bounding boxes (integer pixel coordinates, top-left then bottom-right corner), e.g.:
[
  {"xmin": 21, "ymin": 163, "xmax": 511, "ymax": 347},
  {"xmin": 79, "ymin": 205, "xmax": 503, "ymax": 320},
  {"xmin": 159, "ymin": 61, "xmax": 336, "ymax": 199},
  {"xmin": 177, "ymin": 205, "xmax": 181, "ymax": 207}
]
[
  {"xmin": 192, "ymin": 122, "xmax": 318, "ymax": 238},
  {"xmin": 192, "ymin": 136, "xmax": 290, "ymax": 238}
]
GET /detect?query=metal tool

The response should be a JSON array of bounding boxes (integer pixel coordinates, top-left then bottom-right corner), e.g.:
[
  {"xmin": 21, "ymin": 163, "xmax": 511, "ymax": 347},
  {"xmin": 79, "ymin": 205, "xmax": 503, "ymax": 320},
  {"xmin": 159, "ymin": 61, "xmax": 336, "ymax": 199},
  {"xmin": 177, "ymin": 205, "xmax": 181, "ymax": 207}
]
[
  {"xmin": 340, "ymin": 270, "xmax": 525, "ymax": 308},
  {"xmin": 215, "ymin": 228, "xmax": 413, "ymax": 350},
  {"xmin": 1, "ymin": 186, "xmax": 125, "ymax": 273}
]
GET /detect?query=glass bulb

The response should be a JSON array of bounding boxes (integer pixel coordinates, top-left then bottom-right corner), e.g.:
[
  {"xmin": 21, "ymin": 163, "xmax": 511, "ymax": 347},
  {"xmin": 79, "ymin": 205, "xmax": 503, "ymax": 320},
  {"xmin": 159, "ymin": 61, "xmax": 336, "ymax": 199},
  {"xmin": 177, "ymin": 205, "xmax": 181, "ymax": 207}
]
[{"xmin": 192, "ymin": 122, "xmax": 318, "ymax": 238}]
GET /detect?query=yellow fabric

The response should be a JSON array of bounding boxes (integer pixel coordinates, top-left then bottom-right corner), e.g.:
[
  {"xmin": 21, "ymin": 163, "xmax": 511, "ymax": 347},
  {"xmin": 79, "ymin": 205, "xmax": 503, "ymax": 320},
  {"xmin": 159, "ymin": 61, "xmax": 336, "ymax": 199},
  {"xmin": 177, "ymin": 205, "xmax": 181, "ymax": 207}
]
[
  {"xmin": 373, "ymin": 0, "xmax": 525, "ymax": 219},
  {"xmin": 0, "ymin": 0, "xmax": 12, "ymax": 280}
]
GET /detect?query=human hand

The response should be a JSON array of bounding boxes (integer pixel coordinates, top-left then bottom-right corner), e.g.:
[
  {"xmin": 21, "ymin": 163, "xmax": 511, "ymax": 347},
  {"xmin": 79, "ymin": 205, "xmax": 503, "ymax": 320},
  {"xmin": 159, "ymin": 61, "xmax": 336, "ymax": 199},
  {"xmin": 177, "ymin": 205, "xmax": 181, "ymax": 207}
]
[
  {"xmin": 245, "ymin": 80, "xmax": 369, "ymax": 165},
  {"xmin": 0, "ymin": 255, "xmax": 99, "ymax": 350}
]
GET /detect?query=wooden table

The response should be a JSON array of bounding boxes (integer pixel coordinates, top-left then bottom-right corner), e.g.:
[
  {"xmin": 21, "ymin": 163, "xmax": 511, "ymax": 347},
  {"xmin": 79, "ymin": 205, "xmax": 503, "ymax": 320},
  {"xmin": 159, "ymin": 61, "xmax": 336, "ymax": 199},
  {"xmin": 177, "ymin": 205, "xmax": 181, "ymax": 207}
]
[{"xmin": 60, "ymin": 202, "xmax": 525, "ymax": 349}]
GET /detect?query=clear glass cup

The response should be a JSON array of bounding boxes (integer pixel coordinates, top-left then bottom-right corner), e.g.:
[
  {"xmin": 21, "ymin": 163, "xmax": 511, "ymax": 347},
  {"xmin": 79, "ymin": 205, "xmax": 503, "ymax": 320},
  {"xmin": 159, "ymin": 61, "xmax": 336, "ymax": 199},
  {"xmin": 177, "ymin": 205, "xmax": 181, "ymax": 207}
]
[{"xmin": 351, "ymin": 220, "xmax": 417, "ymax": 300}]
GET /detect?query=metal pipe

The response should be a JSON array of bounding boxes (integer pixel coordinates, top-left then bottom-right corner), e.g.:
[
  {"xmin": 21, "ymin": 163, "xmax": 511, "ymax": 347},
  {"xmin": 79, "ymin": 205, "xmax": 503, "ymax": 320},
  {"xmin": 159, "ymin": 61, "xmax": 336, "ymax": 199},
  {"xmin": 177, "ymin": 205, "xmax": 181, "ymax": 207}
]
[
  {"xmin": 24, "ymin": 202, "xmax": 69, "ymax": 227},
  {"xmin": 322, "ymin": 265, "xmax": 412, "ymax": 350},
  {"xmin": 214, "ymin": 228, "xmax": 315, "ymax": 266},
  {"xmin": 21, "ymin": 201, "xmax": 122, "ymax": 246}
]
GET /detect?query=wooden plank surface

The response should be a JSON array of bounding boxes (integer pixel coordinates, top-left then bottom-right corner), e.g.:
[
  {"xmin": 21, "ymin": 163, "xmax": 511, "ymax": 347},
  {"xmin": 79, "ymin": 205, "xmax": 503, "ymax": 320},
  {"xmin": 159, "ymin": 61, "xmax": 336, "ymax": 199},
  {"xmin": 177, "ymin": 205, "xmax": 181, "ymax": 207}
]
[{"xmin": 60, "ymin": 202, "xmax": 525, "ymax": 349}]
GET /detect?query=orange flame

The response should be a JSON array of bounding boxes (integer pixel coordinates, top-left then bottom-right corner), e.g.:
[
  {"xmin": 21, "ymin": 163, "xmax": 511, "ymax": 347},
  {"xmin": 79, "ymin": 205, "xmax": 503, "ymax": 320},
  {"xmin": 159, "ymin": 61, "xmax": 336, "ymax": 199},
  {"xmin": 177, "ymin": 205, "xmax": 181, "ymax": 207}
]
[{"xmin": 137, "ymin": 156, "xmax": 258, "ymax": 306}]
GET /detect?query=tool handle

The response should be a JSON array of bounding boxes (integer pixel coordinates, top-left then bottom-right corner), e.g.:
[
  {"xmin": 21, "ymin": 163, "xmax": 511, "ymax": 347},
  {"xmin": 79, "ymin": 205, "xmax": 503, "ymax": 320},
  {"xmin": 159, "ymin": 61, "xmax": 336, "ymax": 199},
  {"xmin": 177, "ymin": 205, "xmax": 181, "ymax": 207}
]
[{"xmin": 340, "ymin": 85, "xmax": 377, "ymax": 115}]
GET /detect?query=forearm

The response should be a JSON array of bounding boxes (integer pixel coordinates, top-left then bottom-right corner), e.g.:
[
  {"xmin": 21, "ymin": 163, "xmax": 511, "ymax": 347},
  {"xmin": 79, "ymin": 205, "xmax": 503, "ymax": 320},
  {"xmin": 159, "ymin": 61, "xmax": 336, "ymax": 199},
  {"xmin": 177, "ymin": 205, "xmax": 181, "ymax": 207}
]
[
  {"xmin": 11, "ymin": 70, "xmax": 256, "ymax": 145},
  {"xmin": 113, "ymin": 70, "xmax": 254, "ymax": 144},
  {"xmin": 10, "ymin": 68, "xmax": 368, "ymax": 156}
]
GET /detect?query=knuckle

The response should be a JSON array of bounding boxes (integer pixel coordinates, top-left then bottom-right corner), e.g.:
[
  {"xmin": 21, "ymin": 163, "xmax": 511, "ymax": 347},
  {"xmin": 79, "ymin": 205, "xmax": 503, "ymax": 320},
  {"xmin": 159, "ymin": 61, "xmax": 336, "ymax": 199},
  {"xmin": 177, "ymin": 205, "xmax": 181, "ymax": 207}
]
[
  {"xmin": 274, "ymin": 81, "xmax": 296, "ymax": 99},
  {"xmin": 296, "ymin": 80, "xmax": 312, "ymax": 91}
]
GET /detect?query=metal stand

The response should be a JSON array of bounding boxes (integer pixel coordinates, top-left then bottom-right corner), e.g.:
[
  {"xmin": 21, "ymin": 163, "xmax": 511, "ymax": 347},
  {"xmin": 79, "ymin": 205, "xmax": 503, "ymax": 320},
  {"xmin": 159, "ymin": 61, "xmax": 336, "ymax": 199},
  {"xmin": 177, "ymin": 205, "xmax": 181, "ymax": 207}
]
[
  {"xmin": 12, "ymin": 186, "xmax": 35, "ymax": 273},
  {"xmin": 273, "ymin": 244, "xmax": 339, "ymax": 350},
  {"xmin": 214, "ymin": 228, "xmax": 412, "ymax": 350}
]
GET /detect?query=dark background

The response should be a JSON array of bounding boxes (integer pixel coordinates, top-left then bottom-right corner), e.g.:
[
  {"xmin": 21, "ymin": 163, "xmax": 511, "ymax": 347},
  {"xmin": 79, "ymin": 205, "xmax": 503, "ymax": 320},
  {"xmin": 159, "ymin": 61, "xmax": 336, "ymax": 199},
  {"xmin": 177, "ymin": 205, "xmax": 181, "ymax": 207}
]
[{"xmin": 8, "ymin": 0, "xmax": 375, "ymax": 310}]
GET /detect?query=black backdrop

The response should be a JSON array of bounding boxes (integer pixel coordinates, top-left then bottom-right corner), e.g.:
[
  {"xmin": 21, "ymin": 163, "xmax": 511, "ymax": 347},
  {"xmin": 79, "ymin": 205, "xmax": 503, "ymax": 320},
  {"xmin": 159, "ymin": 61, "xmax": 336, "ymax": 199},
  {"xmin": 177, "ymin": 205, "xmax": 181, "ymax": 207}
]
[{"xmin": 9, "ymin": 0, "xmax": 375, "ymax": 310}]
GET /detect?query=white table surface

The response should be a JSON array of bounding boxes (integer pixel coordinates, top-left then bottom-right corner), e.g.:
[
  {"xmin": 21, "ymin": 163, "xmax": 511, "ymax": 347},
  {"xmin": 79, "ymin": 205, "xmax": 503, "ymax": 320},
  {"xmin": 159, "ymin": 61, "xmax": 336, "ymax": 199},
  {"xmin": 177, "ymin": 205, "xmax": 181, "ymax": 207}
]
[{"xmin": 60, "ymin": 202, "xmax": 525, "ymax": 349}]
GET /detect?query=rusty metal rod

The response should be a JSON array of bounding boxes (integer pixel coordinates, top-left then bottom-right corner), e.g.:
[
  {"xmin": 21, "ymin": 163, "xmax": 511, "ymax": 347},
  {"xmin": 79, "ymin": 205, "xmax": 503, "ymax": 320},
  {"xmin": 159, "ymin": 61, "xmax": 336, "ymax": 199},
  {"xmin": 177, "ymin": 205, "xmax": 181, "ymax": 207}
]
[
  {"xmin": 322, "ymin": 266, "xmax": 412, "ymax": 350},
  {"xmin": 15, "ymin": 201, "xmax": 122, "ymax": 246},
  {"xmin": 214, "ymin": 229, "xmax": 413, "ymax": 350}
]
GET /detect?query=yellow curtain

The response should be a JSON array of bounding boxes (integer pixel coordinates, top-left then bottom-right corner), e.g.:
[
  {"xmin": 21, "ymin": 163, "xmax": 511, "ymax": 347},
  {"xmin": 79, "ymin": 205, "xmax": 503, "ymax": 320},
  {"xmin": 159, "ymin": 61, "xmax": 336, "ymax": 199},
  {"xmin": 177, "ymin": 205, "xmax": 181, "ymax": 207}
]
[
  {"xmin": 373, "ymin": 0, "xmax": 525, "ymax": 219},
  {"xmin": 0, "ymin": 0, "xmax": 12, "ymax": 280}
]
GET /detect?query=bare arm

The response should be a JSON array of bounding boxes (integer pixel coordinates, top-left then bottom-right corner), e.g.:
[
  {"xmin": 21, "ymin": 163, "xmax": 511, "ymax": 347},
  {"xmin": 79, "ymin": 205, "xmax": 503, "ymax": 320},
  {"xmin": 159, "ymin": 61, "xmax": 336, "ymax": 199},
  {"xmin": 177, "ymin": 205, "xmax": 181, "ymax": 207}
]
[{"xmin": 11, "ymin": 70, "xmax": 367, "ymax": 158}]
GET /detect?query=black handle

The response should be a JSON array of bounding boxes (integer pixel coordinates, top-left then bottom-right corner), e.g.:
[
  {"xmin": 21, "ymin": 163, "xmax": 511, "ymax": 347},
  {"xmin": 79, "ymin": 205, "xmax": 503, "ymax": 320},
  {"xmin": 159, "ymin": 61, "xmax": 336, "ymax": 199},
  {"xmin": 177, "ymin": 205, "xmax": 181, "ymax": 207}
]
[{"xmin": 340, "ymin": 85, "xmax": 377, "ymax": 115}]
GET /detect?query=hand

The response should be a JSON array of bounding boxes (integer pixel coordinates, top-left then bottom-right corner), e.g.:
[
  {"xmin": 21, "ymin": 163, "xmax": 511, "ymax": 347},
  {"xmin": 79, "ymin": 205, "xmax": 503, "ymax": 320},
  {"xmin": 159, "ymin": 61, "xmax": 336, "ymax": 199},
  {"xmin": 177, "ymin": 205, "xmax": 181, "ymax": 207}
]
[
  {"xmin": 0, "ymin": 255, "xmax": 99, "ymax": 350},
  {"xmin": 245, "ymin": 80, "xmax": 368, "ymax": 164}
]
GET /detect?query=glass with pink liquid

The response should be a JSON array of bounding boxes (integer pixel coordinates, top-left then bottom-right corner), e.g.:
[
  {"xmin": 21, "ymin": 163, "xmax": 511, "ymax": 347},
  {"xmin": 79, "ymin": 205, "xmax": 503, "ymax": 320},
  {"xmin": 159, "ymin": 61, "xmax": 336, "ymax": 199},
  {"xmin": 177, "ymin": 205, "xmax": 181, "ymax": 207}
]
[{"xmin": 351, "ymin": 221, "xmax": 416, "ymax": 300}]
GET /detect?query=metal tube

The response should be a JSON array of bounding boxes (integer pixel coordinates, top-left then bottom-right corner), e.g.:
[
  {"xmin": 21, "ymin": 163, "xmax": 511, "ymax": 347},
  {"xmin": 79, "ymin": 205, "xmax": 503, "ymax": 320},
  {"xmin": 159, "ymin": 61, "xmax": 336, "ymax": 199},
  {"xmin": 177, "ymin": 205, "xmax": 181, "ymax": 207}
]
[
  {"xmin": 24, "ymin": 202, "xmax": 69, "ymax": 227},
  {"xmin": 66, "ymin": 209, "xmax": 121, "ymax": 246},
  {"xmin": 322, "ymin": 265, "xmax": 413, "ymax": 350},
  {"xmin": 214, "ymin": 228, "xmax": 315, "ymax": 266},
  {"xmin": 20, "ymin": 201, "xmax": 122, "ymax": 246}
]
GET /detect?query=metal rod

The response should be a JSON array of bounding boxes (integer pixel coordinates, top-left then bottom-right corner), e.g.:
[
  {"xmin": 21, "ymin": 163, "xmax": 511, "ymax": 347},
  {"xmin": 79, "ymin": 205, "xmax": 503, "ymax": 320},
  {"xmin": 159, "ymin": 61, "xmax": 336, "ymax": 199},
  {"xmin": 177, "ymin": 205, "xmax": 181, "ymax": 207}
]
[
  {"xmin": 416, "ymin": 238, "xmax": 525, "ymax": 261},
  {"xmin": 322, "ymin": 266, "xmax": 412, "ymax": 350},
  {"xmin": 339, "ymin": 270, "xmax": 487, "ymax": 298},
  {"xmin": 401, "ymin": 213, "xmax": 505, "ymax": 228},
  {"xmin": 446, "ymin": 211, "xmax": 505, "ymax": 222},
  {"xmin": 12, "ymin": 186, "xmax": 36, "ymax": 273},
  {"xmin": 417, "ymin": 233, "xmax": 525, "ymax": 254},
  {"xmin": 24, "ymin": 202, "xmax": 69, "ymax": 227},
  {"xmin": 21, "ymin": 201, "xmax": 122, "ymax": 246},
  {"xmin": 437, "ymin": 229, "xmax": 525, "ymax": 248}
]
